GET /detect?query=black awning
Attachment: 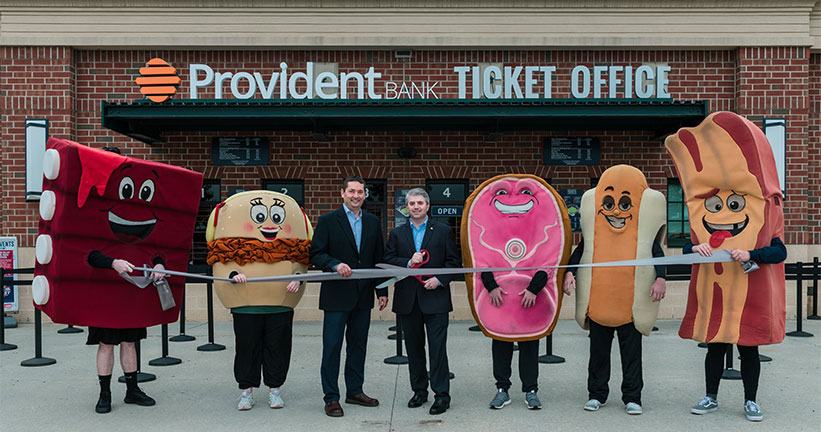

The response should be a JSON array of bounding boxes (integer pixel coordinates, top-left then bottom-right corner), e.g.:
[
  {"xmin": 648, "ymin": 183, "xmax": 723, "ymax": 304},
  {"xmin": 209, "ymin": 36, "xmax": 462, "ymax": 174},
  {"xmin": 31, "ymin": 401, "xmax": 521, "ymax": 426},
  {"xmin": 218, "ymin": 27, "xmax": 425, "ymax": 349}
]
[{"xmin": 101, "ymin": 98, "xmax": 708, "ymax": 144}]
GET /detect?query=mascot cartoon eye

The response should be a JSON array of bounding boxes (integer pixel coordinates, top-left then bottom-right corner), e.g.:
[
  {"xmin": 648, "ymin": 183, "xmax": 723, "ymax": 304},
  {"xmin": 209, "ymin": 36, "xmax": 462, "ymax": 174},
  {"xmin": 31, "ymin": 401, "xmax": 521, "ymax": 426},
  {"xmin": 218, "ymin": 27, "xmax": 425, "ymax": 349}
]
[
  {"xmin": 118, "ymin": 177, "xmax": 135, "ymax": 200},
  {"xmin": 495, "ymin": 189, "xmax": 508, "ymax": 196},
  {"xmin": 704, "ymin": 195, "xmax": 723, "ymax": 213},
  {"xmin": 139, "ymin": 179, "xmax": 155, "ymax": 202},
  {"xmin": 270, "ymin": 205, "xmax": 285, "ymax": 225},
  {"xmin": 601, "ymin": 195, "xmax": 615, "ymax": 211},
  {"xmin": 250, "ymin": 204, "xmax": 268, "ymax": 224},
  {"xmin": 727, "ymin": 194, "xmax": 746, "ymax": 212},
  {"xmin": 618, "ymin": 196, "xmax": 632, "ymax": 212},
  {"xmin": 521, "ymin": 189, "xmax": 533, "ymax": 196}
]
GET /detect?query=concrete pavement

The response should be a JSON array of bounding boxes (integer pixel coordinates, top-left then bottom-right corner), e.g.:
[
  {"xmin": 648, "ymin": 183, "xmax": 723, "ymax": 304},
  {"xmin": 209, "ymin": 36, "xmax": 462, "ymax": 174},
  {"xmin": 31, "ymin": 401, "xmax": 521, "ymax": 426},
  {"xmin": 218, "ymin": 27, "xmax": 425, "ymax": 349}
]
[{"xmin": 1, "ymin": 319, "xmax": 819, "ymax": 431}]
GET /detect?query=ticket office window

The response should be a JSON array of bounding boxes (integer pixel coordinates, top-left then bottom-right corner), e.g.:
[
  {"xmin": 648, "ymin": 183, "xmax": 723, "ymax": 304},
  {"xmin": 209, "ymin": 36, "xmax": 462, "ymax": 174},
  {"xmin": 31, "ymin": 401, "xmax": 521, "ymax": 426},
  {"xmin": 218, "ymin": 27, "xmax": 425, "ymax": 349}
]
[
  {"xmin": 363, "ymin": 179, "xmax": 388, "ymax": 241},
  {"xmin": 191, "ymin": 180, "xmax": 222, "ymax": 266},
  {"xmin": 262, "ymin": 179, "xmax": 305, "ymax": 208},
  {"xmin": 426, "ymin": 180, "xmax": 468, "ymax": 278}
]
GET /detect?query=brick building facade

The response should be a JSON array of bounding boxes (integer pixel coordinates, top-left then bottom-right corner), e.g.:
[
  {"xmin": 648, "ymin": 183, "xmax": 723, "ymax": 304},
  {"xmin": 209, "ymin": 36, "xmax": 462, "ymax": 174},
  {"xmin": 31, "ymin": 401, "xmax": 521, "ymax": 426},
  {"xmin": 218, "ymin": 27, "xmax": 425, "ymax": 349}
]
[{"xmin": 2, "ymin": 1, "xmax": 819, "ymax": 322}]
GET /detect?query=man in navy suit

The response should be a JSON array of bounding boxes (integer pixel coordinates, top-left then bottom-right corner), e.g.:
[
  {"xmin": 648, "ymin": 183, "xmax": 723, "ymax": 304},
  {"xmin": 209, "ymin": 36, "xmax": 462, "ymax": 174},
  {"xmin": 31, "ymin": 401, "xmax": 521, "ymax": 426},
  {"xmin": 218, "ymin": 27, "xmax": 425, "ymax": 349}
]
[
  {"xmin": 384, "ymin": 188, "xmax": 461, "ymax": 415},
  {"xmin": 310, "ymin": 176, "xmax": 388, "ymax": 418}
]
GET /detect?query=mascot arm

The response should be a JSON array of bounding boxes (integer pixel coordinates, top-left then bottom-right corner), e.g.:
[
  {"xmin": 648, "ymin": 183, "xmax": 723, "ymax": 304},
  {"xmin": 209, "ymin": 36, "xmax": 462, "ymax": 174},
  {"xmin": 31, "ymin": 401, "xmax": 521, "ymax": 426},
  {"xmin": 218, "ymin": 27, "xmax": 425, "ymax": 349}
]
[
  {"xmin": 749, "ymin": 237, "xmax": 787, "ymax": 264},
  {"xmin": 88, "ymin": 250, "xmax": 115, "ymax": 269},
  {"xmin": 565, "ymin": 240, "xmax": 584, "ymax": 275},
  {"xmin": 481, "ymin": 272, "xmax": 500, "ymax": 292},
  {"xmin": 526, "ymin": 271, "xmax": 548, "ymax": 295},
  {"xmin": 652, "ymin": 241, "xmax": 666, "ymax": 279}
]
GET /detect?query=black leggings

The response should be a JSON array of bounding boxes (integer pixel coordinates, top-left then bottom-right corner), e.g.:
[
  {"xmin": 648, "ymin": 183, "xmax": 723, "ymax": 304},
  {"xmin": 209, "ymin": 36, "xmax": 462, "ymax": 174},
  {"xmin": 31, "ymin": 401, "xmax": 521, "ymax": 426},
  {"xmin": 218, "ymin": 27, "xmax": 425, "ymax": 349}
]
[{"xmin": 705, "ymin": 343, "xmax": 760, "ymax": 402}]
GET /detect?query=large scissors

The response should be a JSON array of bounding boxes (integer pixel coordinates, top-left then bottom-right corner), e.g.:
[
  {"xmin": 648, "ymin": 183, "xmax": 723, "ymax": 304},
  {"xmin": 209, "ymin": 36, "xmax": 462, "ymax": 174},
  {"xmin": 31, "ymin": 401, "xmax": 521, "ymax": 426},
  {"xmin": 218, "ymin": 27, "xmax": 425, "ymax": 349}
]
[{"xmin": 410, "ymin": 249, "xmax": 433, "ymax": 284}]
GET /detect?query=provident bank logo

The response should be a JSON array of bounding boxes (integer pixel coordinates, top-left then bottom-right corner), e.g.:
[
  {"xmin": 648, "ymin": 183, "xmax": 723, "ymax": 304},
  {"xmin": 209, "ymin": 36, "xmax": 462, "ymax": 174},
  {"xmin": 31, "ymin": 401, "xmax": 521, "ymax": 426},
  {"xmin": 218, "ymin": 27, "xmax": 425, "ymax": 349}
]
[{"xmin": 136, "ymin": 58, "xmax": 180, "ymax": 102}]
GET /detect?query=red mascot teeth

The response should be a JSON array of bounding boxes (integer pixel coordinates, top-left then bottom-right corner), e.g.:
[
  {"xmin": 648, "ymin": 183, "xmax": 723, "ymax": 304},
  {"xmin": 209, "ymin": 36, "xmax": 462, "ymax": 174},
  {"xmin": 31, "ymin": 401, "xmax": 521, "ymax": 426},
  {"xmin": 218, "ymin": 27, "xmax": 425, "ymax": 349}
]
[
  {"xmin": 33, "ymin": 138, "xmax": 203, "ymax": 328},
  {"xmin": 462, "ymin": 175, "xmax": 571, "ymax": 341}
]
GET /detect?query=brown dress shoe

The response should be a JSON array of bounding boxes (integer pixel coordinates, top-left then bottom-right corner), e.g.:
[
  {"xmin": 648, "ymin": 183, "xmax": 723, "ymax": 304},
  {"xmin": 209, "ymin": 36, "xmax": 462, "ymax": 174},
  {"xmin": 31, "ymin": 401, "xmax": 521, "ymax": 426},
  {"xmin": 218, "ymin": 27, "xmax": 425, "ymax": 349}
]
[
  {"xmin": 345, "ymin": 393, "xmax": 379, "ymax": 407},
  {"xmin": 324, "ymin": 401, "xmax": 344, "ymax": 417}
]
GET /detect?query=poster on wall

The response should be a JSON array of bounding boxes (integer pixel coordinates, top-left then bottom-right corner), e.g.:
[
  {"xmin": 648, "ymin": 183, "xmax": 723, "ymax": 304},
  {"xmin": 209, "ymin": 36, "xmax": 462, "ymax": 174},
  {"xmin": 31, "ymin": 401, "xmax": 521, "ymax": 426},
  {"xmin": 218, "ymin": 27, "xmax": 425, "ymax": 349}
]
[
  {"xmin": 394, "ymin": 189, "xmax": 410, "ymax": 228},
  {"xmin": 0, "ymin": 237, "xmax": 19, "ymax": 313},
  {"xmin": 560, "ymin": 189, "xmax": 584, "ymax": 231}
]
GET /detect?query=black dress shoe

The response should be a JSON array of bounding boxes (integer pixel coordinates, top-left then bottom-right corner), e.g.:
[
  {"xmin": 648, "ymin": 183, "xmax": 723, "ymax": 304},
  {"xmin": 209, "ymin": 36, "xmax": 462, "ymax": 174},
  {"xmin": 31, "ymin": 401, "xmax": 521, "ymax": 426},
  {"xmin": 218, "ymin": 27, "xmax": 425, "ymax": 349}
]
[
  {"xmin": 95, "ymin": 391, "xmax": 111, "ymax": 414},
  {"xmin": 408, "ymin": 393, "xmax": 428, "ymax": 408},
  {"xmin": 124, "ymin": 387, "xmax": 156, "ymax": 406},
  {"xmin": 429, "ymin": 399, "xmax": 449, "ymax": 415}
]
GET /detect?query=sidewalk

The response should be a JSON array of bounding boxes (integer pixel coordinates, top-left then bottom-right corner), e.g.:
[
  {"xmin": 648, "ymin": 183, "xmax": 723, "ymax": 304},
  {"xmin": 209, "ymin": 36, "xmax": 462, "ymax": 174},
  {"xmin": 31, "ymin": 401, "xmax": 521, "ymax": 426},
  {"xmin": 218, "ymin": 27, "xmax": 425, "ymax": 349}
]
[{"xmin": 1, "ymin": 319, "xmax": 819, "ymax": 431}]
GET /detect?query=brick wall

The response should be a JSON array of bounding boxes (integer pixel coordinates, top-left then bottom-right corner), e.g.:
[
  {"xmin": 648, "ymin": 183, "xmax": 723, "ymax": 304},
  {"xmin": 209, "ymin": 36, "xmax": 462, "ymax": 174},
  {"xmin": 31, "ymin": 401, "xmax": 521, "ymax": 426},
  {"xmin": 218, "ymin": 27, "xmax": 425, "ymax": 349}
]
[{"xmin": 809, "ymin": 53, "xmax": 820, "ymax": 245}]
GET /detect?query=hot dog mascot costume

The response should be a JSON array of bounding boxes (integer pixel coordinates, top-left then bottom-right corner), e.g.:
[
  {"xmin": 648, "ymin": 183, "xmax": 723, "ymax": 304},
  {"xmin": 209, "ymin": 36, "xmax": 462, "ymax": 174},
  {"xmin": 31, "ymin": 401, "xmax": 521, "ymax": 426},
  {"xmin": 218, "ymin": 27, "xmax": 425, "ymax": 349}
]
[
  {"xmin": 206, "ymin": 190, "xmax": 312, "ymax": 410},
  {"xmin": 462, "ymin": 174, "xmax": 571, "ymax": 410},
  {"xmin": 566, "ymin": 164, "xmax": 667, "ymax": 415},
  {"xmin": 665, "ymin": 111, "xmax": 786, "ymax": 421}
]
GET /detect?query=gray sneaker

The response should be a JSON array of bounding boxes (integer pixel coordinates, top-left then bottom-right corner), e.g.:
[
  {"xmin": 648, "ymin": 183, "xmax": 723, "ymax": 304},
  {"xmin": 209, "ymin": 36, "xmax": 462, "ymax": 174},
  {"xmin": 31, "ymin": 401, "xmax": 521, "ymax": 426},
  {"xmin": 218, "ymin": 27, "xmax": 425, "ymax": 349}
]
[
  {"xmin": 744, "ymin": 400, "xmax": 763, "ymax": 422},
  {"xmin": 584, "ymin": 399, "xmax": 605, "ymax": 411},
  {"xmin": 626, "ymin": 402, "xmax": 642, "ymax": 415},
  {"xmin": 489, "ymin": 389, "xmax": 511, "ymax": 409},
  {"xmin": 524, "ymin": 391, "xmax": 542, "ymax": 410},
  {"xmin": 691, "ymin": 395, "xmax": 718, "ymax": 415}
]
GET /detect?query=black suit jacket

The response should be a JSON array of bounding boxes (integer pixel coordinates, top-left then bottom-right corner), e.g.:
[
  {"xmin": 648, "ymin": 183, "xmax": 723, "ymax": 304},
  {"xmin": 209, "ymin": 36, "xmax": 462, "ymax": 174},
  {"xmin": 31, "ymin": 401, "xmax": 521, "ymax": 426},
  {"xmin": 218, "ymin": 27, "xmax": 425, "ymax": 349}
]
[
  {"xmin": 310, "ymin": 206, "xmax": 387, "ymax": 311},
  {"xmin": 384, "ymin": 219, "xmax": 461, "ymax": 315}
]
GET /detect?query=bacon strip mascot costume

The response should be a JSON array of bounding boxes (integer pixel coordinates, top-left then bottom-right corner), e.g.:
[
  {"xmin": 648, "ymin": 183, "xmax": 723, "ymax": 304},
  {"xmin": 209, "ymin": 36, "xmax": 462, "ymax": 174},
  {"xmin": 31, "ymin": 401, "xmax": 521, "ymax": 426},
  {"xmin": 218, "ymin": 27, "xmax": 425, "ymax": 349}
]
[
  {"xmin": 665, "ymin": 111, "xmax": 786, "ymax": 421},
  {"xmin": 462, "ymin": 174, "xmax": 571, "ymax": 409},
  {"xmin": 206, "ymin": 190, "xmax": 312, "ymax": 410},
  {"xmin": 569, "ymin": 164, "xmax": 667, "ymax": 414}
]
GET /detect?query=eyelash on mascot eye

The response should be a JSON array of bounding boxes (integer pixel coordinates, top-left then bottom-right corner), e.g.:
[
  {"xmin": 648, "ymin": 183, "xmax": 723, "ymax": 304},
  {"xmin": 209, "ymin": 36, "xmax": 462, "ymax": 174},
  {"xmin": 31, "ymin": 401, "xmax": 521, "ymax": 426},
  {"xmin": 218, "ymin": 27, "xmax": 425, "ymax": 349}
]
[
  {"xmin": 271, "ymin": 198, "xmax": 286, "ymax": 207},
  {"xmin": 250, "ymin": 198, "xmax": 264, "ymax": 206},
  {"xmin": 730, "ymin": 190, "xmax": 747, "ymax": 197}
]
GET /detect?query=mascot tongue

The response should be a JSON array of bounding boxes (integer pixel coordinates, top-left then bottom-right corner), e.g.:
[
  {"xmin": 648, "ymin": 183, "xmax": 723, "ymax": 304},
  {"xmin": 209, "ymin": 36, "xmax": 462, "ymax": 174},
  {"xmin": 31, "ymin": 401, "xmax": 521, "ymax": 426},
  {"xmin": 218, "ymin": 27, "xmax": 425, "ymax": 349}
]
[{"xmin": 709, "ymin": 230, "xmax": 732, "ymax": 248}]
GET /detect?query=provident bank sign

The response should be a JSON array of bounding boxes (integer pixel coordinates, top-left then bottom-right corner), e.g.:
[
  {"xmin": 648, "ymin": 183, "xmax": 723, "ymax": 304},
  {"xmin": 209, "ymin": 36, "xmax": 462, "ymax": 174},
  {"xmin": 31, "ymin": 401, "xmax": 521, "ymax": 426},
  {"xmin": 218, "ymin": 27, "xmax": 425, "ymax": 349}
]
[{"xmin": 188, "ymin": 62, "xmax": 672, "ymax": 101}]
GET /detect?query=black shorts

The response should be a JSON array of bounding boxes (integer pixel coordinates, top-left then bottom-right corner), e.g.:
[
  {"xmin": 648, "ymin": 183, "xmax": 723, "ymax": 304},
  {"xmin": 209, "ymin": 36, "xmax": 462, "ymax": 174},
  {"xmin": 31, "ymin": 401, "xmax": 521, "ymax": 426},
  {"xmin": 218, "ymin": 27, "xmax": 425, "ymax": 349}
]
[{"xmin": 86, "ymin": 327, "xmax": 147, "ymax": 345}]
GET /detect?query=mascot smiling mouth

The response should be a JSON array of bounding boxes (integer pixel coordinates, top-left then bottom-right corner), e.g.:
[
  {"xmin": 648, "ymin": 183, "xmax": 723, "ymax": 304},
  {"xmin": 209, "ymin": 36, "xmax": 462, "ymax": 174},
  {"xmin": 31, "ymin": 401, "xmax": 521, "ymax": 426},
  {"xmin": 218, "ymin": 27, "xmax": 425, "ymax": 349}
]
[
  {"xmin": 259, "ymin": 227, "xmax": 279, "ymax": 240},
  {"xmin": 108, "ymin": 211, "xmax": 157, "ymax": 243},
  {"xmin": 493, "ymin": 199, "xmax": 534, "ymax": 215},
  {"xmin": 703, "ymin": 215, "xmax": 749, "ymax": 237},
  {"xmin": 598, "ymin": 210, "xmax": 632, "ymax": 229}
]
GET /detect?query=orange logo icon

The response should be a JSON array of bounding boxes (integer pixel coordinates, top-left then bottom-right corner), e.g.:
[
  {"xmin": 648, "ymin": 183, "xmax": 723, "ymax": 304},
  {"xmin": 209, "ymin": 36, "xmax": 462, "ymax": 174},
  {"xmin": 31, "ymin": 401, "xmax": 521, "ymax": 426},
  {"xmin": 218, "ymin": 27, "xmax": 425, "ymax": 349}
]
[{"xmin": 136, "ymin": 58, "xmax": 180, "ymax": 102}]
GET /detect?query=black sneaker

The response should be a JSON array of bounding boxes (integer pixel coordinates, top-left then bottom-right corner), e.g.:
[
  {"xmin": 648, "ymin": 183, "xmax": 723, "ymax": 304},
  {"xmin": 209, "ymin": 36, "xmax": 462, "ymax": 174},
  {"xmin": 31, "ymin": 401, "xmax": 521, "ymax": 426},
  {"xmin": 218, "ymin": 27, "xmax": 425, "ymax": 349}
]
[
  {"xmin": 124, "ymin": 387, "xmax": 156, "ymax": 406},
  {"xmin": 95, "ymin": 391, "xmax": 112, "ymax": 413}
]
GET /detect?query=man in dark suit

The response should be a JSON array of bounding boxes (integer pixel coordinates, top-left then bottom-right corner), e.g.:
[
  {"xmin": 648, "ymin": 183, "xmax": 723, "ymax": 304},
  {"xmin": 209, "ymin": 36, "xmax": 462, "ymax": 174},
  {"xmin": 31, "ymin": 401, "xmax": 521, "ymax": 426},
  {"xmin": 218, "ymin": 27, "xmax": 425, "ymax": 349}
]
[
  {"xmin": 384, "ymin": 188, "xmax": 461, "ymax": 415},
  {"xmin": 310, "ymin": 176, "xmax": 388, "ymax": 418}
]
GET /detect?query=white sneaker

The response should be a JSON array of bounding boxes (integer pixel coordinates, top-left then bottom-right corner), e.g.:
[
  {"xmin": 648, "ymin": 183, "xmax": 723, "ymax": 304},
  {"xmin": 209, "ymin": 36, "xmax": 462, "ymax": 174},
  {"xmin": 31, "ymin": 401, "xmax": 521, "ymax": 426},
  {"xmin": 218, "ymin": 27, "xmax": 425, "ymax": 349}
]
[
  {"xmin": 626, "ymin": 402, "xmax": 643, "ymax": 415},
  {"xmin": 584, "ymin": 399, "xmax": 605, "ymax": 411},
  {"xmin": 269, "ymin": 388, "xmax": 284, "ymax": 409},
  {"xmin": 237, "ymin": 389, "xmax": 255, "ymax": 411}
]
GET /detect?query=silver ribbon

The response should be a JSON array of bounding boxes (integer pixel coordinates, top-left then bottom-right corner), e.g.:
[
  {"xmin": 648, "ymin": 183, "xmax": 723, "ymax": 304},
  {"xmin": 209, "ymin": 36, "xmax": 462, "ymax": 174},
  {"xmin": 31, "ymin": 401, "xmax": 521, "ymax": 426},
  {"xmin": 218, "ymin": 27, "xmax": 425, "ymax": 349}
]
[{"xmin": 128, "ymin": 250, "xmax": 746, "ymax": 289}]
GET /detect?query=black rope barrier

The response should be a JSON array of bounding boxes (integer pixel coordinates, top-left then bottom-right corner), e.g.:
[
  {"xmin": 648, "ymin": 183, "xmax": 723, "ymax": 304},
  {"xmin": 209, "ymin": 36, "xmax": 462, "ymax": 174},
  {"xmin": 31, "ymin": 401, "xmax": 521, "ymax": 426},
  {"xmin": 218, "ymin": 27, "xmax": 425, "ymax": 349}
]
[
  {"xmin": 808, "ymin": 257, "xmax": 819, "ymax": 321},
  {"xmin": 57, "ymin": 325, "xmax": 83, "ymax": 334},
  {"xmin": 786, "ymin": 262, "xmax": 813, "ymax": 337},
  {"xmin": 538, "ymin": 334, "xmax": 565, "ymax": 364},
  {"xmin": 21, "ymin": 308, "xmax": 57, "ymax": 367},
  {"xmin": 384, "ymin": 316, "xmax": 408, "ymax": 365},
  {"xmin": 169, "ymin": 286, "xmax": 195, "ymax": 342},
  {"xmin": 118, "ymin": 340, "xmax": 156, "ymax": 383},
  {"xmin": 197, "ymin": 280, "xmax": 225, "ymax": 352},
  {"xmin": 148, "ymin": 323, "xmax": 182, "ymax": 366}
]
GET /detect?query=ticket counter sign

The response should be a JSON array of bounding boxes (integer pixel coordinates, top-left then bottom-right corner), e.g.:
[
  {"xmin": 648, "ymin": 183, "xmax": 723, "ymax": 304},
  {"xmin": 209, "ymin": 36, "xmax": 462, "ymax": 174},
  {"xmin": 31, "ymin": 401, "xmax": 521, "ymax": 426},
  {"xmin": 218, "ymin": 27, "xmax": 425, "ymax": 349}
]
[{"xmin": 0, "ymin": 237, "xmax": 19, "ymax": 312}]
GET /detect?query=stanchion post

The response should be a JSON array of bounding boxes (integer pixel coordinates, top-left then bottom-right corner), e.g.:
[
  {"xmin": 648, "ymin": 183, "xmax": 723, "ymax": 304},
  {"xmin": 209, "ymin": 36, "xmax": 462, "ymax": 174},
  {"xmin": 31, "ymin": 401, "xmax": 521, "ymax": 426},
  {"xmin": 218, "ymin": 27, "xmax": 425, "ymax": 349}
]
[
  {"xmin": 787, "ymin": 262, "xmax": 813, "ymax": 337},
  {"xmin": 721, "ymin": 344, "xmax": 741, "ymax": 380},
  {"xmin": 808, "ymin": 257, "xmax": 820, "ymax": 320},
  {"xmin": 21, "ymin": 308, "xmax": 56, "ymax": 367},
  {"xmin": 468, "ymin": 325, "xmax": 481, "ymax": 332},
  {"xmin": 57, "ymin": 324, "xmax": 83, "ymax": 334},
  {"xmin": 149, "ymin": 324, "xmax": 182, "ymax": 366},
  {"xmin": 0, "ymin": 268, "xmax": 18, "ymax": 351},
  {"xmin": 384, "ymin": 316, "xmax": 408, "ymax": 365},
  {"xmin": 170, "ymin": 286, "xmax": 195, "ymax": 342},
  {"xmin": 538, "ymin": 334, "xmax": 565, "ymax": 364},
  {"xmin": 197, "ymin": 281, "xmax": 225, "ymax": 352}
]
